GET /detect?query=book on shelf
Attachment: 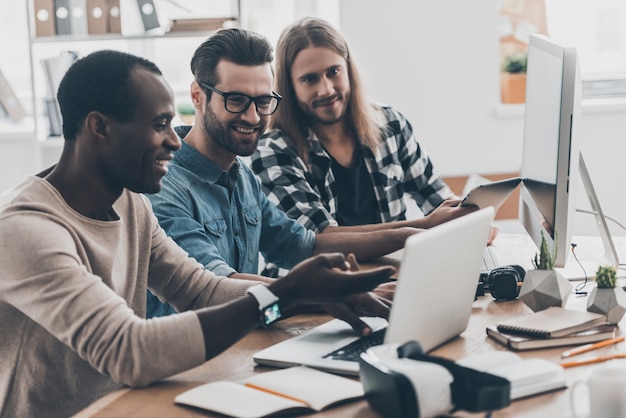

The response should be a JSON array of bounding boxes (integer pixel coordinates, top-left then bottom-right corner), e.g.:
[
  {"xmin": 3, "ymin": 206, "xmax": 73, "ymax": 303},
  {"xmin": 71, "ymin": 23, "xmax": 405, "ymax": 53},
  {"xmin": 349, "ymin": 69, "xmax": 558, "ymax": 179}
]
[
  {"xmin": 487, "ymin": 324, "xmax": 616, "ymax": 351},
  {"xmin": 107, "ymin": 0, "xmax": 122, "ymax": 34},
  {"xmin": 496, "ymin": 306, "xmax": 607, "ymax": 338},
  {"xmin": 167, "ymin": 17, "xmax": 236, "ymax": 33},
  {"xmin": 54, "ymin": 0, "xmax": 72, "ymax": 35},
  {"xmin": 40, "ymin": 51, "xmax": 78, "ymax": 98},
  {"xmin": 174, "ymin": 366, "xmax": 364, "ymax": 418},
  {"xmin": 68, "ymin": 0, "xmax": 88, "ymax": 36},
  {"xmin": 33, "ymin": 0, "xmax": 57, "ymax": 37},
  {"xmin": 457, "ymin": 351, "xmax": 566, "ymax": 400},
  {"xmin": 44, "ymin": 98, "xmax": 62, "ymax": 137},
  {"xmin": 86, "ymin": 0, "xmax": 107, "ymax": 35},
  {"xmin": 136, "ymin": 0, "xmax": 160, "ymax": 31}
]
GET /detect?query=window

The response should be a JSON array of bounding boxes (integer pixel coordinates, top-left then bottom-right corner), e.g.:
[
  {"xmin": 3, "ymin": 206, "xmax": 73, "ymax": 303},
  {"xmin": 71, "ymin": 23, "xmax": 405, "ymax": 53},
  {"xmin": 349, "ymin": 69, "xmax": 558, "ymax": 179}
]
[{"xmin": 545, "ymin": 0, "xmax": 626, "ymax": 98}]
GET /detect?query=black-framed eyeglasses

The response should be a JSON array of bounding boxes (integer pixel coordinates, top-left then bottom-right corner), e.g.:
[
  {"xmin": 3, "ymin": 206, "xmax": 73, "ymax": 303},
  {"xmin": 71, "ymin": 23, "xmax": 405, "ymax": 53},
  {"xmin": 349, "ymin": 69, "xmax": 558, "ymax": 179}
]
[{"xmin": 198, "ymin": 82, "xmax": 282, "ymax": 116}]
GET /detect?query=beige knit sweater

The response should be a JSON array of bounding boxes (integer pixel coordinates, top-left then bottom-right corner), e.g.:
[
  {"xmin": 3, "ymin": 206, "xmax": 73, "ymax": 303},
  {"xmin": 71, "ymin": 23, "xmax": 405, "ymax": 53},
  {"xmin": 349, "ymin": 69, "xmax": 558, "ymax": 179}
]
[{"xmin": 0, "ymin": 177, "xmax": 252, "ymax": 417}]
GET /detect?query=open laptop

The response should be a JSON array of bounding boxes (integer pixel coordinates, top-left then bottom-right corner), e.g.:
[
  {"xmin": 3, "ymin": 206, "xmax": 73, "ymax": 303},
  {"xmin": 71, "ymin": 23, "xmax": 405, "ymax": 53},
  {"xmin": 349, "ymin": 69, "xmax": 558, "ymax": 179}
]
[{"xmin": 253, "ymin": 207, "xmax": 495, "ymax": 376}]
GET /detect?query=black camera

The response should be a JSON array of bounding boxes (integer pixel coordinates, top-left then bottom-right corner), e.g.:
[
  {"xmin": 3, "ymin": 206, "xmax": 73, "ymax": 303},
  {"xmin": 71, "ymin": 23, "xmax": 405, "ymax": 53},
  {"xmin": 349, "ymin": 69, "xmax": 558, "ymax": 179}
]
[{"xmin": 480, "ymin": 265, "xmax": 525, "ymax": 301}]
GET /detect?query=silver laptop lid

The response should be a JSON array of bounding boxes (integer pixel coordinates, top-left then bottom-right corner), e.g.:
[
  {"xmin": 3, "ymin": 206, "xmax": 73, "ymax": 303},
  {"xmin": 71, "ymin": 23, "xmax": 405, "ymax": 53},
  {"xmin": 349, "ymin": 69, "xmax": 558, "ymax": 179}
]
[
  {"xmin": 385, "ymin": 206, "xmax": 495, "ymax": 351},
  {"xmin": 253, "ymin": 207, "xmax": 495, "ymax": 375}
]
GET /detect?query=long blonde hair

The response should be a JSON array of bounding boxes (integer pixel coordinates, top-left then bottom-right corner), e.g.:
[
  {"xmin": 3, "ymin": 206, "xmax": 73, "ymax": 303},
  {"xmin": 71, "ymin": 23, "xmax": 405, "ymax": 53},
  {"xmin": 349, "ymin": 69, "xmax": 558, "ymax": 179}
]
[{"xmin": 271, "ymin": 17, "xmax": 385, "ymax": 163}]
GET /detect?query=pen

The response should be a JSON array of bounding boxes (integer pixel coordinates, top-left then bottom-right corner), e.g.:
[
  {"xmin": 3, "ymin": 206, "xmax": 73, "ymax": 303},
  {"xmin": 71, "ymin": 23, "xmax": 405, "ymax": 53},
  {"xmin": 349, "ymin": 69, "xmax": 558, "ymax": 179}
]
[
  {"xmin": 561, "ymin": 336, "xmax": 625, "ymax": 358},
  {"xmin": 560, "ymin": 352, "xmax": 626, "ymax": 369}
]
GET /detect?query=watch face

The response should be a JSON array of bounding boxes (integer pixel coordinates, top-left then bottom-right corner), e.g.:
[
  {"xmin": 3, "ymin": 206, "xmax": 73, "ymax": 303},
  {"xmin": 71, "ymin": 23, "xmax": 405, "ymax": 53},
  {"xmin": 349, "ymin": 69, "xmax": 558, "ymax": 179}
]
[{"xmin": 263, "ymin": 303, "xmax": 282, "ymax": 325}]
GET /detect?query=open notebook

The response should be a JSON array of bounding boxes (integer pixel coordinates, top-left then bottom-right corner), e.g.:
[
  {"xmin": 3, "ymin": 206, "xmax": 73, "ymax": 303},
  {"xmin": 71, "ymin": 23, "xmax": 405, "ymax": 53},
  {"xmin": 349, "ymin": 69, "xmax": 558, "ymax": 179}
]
[{"xmin": 253, "ymin": 207, "xmax": 495, "ymax": 376}]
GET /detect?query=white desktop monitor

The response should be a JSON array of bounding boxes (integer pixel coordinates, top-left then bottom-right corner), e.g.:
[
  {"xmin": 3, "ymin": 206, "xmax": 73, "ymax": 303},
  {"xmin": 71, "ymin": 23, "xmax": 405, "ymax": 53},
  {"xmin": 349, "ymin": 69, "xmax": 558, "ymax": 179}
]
[{"xmin": 519, "ymin": 34, "xmax": 581, "ymax": 268}]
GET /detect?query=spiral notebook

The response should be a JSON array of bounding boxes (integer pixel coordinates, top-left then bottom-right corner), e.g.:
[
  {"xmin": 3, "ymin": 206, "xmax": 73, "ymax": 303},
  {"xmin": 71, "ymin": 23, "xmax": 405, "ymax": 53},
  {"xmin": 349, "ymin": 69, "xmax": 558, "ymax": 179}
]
[
  {"xmin": 487, "ymin": 324, "xmax": 616, "ymax": 350},
  {"xmin": 496, "ymin": 307, "xmax": 607, "ymax": 339}
]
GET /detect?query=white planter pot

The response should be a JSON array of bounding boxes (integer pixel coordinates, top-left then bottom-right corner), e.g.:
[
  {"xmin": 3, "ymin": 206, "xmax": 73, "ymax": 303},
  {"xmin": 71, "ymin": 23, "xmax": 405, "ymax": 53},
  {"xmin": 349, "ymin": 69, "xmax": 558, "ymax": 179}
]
[
  {"xmin": 519, "ymin": 269, "xmax": 572, "ymax": 312},
  {"xmin": 587, "ymin": 287, "xmax": 626, "ymax": 325}
]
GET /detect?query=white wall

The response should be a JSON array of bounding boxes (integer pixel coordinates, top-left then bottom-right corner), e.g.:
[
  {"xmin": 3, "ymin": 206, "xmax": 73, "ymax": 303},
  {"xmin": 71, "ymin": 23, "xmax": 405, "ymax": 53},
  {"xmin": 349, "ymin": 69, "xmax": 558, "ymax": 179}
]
[
  {"xmin": 339, "ymin": 0, "xmax": 626, "ymax": 236},
  {"xmin": 0, "ymin": 136, "xmax": 39, "ymax": 193},
  {"xmin": 3, "ymin": 1, "xmax": 626, "ymax": 238}
]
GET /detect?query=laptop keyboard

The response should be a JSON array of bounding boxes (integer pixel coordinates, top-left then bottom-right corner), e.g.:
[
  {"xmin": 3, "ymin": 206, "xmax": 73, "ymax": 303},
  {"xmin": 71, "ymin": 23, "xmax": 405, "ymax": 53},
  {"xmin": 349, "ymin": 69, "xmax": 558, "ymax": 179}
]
[
  {"xmin": 320, "ymin": 248, "xmax": 497, "ymax": 363},
  {"xmin": 322, "ymin": 328, "xmax": 387, "ymax": 362},
  {"xmin": 482, "ymin": 245, "xmax": 500, "ymax": 274}
]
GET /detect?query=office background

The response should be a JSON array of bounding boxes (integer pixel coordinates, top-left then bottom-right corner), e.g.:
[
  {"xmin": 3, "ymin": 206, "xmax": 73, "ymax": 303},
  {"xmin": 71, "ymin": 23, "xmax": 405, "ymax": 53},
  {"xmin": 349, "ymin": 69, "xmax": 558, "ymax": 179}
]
[{"xmin": 1, "ymin": 0, "xmax": 625, "ymax": 237}]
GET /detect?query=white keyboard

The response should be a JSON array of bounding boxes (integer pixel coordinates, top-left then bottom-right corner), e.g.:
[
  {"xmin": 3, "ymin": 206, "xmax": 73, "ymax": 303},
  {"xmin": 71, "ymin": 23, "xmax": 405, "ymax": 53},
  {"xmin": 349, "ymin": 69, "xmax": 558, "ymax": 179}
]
[{"xmin": 481, "ymin": 245, "xmax": 500, "ymax": 275}]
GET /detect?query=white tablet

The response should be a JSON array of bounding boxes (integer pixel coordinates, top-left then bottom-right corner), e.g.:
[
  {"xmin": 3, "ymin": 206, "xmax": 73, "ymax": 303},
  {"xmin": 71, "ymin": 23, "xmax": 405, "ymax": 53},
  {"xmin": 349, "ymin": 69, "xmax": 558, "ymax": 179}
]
[{"xmin": 459, "ymin": 177, "xmax": 522, "ymax": 210}]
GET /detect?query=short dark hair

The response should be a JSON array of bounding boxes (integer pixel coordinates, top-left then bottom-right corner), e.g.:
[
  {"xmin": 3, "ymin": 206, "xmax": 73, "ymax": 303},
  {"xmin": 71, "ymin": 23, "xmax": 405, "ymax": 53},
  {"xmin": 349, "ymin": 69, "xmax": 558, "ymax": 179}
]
[
  {"xmin": 57, "ymin": 50, "xmax": 162, "ymax": 140},
  {"xmin": 190, "ymin": 27, "xmax": 273, "ymax": 94}
]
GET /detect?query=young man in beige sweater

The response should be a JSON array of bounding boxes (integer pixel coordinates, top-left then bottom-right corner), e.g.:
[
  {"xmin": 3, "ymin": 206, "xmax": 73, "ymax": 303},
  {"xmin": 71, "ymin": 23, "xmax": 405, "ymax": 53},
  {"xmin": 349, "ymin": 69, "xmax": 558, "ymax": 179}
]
[{"xmin": 0, "ymin": 50, "xmax": 394, "ymax": 418}]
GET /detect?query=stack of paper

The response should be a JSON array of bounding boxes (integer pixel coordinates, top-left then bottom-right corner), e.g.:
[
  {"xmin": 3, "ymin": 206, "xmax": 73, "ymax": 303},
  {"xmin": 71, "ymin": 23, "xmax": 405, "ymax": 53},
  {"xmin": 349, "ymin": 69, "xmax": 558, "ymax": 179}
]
[{"xmin": 457, "ymin": 351, "xmax": 566, "ymax": 400}]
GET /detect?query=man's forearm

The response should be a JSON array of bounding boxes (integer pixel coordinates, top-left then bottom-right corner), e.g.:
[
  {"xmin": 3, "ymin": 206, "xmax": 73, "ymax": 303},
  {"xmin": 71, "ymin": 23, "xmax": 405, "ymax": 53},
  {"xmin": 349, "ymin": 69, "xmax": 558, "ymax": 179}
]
[
  {"xmin": 313, "ymin": 229, "xmax": 418, "ymax": 261},
  {"xmin": 229, "ymin": 272, "xmax": 275, "ymax": 284}
]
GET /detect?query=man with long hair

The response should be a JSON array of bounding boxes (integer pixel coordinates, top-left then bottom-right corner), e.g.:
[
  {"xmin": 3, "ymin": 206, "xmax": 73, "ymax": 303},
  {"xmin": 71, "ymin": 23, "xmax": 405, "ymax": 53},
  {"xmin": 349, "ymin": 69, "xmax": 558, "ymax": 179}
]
[{"xmin": 251, "ymin": 18, "xmax": 482, "ymax": 238}]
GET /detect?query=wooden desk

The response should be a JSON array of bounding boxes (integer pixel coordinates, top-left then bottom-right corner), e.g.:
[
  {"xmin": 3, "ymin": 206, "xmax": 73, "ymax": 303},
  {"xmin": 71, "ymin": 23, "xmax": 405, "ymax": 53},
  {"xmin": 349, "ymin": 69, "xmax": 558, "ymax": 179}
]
[{"xmin": 74, "ymin": 234, "xmax": 626, "ymax": 417}]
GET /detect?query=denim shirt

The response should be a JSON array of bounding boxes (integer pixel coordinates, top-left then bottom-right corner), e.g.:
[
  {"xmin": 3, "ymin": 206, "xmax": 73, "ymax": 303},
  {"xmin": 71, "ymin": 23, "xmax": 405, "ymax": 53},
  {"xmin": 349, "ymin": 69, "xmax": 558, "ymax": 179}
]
[{"xmin": 145, "ymin": 130, "xmax": 315, "ymax": 317}]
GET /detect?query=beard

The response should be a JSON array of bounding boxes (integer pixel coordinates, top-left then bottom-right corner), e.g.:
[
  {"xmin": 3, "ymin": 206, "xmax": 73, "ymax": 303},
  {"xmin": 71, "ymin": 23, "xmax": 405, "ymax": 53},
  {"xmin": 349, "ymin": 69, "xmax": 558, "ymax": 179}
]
[
  {"xmin": 202, "ymin": 104, "xmax": 262, "ymax": 157},
  {"xmin": 299, "ymin": 93, "xmax": 348, "ymax": 126}
]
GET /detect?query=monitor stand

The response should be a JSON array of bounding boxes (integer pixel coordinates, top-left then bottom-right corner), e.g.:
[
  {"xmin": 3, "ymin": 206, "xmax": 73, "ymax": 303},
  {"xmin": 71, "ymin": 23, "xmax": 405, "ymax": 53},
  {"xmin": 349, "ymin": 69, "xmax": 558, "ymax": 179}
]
[{"xmin": 555, "ymin": 152, "xmax": 619, "ymax": 281}]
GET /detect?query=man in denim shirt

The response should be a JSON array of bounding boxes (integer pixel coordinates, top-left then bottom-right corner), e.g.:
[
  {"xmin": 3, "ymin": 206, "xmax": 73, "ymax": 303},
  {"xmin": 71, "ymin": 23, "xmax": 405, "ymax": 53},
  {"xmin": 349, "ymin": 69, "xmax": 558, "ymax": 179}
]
[{"xmin": 146, "ymin": 28, "xmax": 426, "ymax": 317}]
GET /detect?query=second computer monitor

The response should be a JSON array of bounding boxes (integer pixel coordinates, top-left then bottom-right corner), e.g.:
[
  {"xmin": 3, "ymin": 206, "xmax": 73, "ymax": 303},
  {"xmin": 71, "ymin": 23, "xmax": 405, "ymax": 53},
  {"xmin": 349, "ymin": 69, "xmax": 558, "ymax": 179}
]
[{"xmin": 519, "ymin": 33, "xmax": 581, "ymax": 268}]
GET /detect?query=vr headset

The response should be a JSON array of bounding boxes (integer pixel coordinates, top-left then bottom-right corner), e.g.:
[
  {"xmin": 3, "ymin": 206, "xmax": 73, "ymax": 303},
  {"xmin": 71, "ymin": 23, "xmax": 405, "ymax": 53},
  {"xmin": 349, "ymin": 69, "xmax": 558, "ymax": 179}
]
[{"xmin": 359, "ymin": 341, "xmax": 511, "ymax": 418}]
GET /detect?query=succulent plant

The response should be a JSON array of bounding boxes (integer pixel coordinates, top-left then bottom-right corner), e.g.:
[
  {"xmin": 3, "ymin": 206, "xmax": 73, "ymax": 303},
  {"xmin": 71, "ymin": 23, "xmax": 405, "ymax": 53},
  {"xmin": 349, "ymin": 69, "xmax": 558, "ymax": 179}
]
[
  {"xmin": 532, "ymin": 231, "xmax": 557, "ymax": 270},
  {"xmin": 595, "ymin": 265, "xmax": 617, "ymax": 288},
  {"xmin": 177, "ymin": 103, "xmax": 196, "ymax": 115},
  {"xmin": 502, "ymin": 53, "xmax": 528, "ymax": 74}
]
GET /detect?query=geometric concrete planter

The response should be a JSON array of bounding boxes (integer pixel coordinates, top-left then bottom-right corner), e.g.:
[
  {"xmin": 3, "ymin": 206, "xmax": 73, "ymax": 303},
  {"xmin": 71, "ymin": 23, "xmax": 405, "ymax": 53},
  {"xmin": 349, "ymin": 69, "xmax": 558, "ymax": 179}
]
[
  {"xmin": 587, "ymin": 287, "xmax": 626, "ymax": 325},
  {"xmin": 519, "ymin": 269, "xmax": 572, "ymax": 312}
]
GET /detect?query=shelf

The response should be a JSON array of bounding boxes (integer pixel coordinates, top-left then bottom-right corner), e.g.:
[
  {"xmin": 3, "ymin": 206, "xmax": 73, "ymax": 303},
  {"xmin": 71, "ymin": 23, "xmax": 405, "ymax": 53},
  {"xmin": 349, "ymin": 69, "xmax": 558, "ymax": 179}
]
[
  {"xmin": 29, "ymin": 29, "xmax": 224, "ymax": 44},
  {"xmin": 25, "ymin": 0, "xmax": 240, "ymax": 169}
]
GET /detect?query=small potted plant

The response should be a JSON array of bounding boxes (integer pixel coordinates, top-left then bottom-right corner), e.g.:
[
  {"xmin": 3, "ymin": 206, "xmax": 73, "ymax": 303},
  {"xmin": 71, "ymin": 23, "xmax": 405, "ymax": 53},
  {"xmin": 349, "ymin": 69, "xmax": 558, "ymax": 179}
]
[
  {"xmin": 519, "ymin": 231, "xmax": 572, "ymax": 312},
  {"xmin": 501, "ymin": 52, "xmax": 527, "ymax": 104},
  {"xmin": 587, "ymin": 265, "xmax": 626, "ymax": 324},
  {"xmin": 177, "ymin": 103, "xmax": 196, "ymax": 125}
]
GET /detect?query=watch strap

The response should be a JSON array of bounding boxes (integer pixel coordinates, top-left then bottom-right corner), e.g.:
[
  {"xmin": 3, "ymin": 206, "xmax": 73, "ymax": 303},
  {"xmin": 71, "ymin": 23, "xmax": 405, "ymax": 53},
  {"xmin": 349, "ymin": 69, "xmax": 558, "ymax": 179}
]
[{"xmin": 246, "ymin": 284, "xmax": 281, "ymax": 326}]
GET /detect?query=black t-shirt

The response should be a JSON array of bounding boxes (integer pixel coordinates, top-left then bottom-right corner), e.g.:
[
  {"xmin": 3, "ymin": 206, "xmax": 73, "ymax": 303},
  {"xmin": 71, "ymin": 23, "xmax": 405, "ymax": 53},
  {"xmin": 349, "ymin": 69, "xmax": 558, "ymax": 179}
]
[{"xmin": 330, "ymin": 149, "xmax": 381, "ymax": 226}]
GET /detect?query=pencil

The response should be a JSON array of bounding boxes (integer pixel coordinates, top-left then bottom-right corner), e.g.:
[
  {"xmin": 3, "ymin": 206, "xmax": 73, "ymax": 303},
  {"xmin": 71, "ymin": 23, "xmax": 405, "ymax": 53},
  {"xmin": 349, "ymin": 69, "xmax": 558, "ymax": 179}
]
[
  {"xmin": 561, "ymin": 336, "xmax": 625, "ymax": 358},
  {"xmin": 244, "ymin": 383, "xmax": 308, "ymax": 405},
  {"xmin": 560, "ymin": 352, "xmax": 626, "ymax": 369}
]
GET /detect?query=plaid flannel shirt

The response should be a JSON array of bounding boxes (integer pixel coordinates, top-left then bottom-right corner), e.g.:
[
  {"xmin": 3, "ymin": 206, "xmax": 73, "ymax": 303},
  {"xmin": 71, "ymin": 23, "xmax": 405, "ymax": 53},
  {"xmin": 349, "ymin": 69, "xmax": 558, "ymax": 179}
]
[{"xmin": 250, "ymin": 105, "xmax": 454, "ymax": 233}]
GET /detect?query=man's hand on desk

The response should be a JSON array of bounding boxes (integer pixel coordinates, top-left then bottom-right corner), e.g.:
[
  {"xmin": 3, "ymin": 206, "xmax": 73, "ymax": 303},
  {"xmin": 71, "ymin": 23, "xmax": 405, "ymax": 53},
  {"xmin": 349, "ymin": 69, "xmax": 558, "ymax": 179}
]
[{"xmin": 272, "ymin": 253, "xmax": 394, "ymax": 337}]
